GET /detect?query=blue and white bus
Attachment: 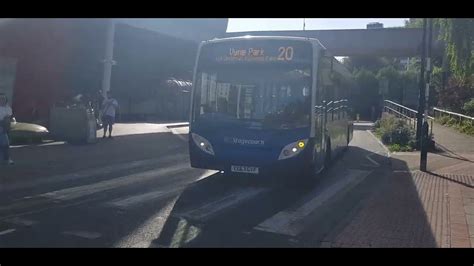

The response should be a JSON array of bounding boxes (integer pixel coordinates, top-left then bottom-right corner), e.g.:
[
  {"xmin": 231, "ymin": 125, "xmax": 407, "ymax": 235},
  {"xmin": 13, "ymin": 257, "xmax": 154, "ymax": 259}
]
[{"xmin": 189, "ymin": 36, "xmax": 354, "ymax": 184}]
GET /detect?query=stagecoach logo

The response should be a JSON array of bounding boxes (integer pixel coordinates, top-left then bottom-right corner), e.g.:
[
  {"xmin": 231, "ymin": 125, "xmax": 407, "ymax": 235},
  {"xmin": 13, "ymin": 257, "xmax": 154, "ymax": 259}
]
[{"xmin": 224, "ymin": 137, "xmax": 265, "ymax": 146}]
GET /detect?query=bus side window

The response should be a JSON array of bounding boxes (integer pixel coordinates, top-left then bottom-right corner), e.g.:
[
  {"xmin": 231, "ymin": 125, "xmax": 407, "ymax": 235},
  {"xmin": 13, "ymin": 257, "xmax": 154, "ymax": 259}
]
[
  {"xmin": 317, "ymin": 55, "xmax": 344, "ymax": 124},
  {"xmin": 318, "ymin": 56, "xmax": 332, "ymax": 104}
]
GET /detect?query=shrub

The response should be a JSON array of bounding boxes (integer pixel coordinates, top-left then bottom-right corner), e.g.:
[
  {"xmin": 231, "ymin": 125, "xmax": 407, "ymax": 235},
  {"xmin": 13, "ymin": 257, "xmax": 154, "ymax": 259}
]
[
  {"xmin": 459, "ymin": 120, "xmax": 474, "ymax": 135},
  {"xmin": 408, "ymin": 139, "xmax": 417, "ymax": 149},
  {"xmin": 437, "ymin": 115, "xmax": 451, "ymax": 125},
  {"xmin": 436, "ymin": 115, "xmax": 474, "ymax": 136},
  {"xmin": 446, "ymin": 117, "xmax": 459, "ymax": 127},
  {"xmin": 388, "ymin": 143, "xmax": 414, "ymax": 152},
  {"xmin": 389, "ymin": 144, "xmax": 401, "ymax": 152},
  {"xmin": 463, "ymin": 98, "xmax": 474, "ymax": 116},
  {"xmin": 391, "ymin": 126, "xmax": 412, "ymax": 145},
  {"xmin": 375, "ymin": 115, "xmax": 416, "ymax": 147},
  {"xmin": 374, "ymin": 119, "xmax": 381, "ymax": 128},
  {"xmin": 381, "ymin": 131, "xmax": 391, "ymax": 144}
]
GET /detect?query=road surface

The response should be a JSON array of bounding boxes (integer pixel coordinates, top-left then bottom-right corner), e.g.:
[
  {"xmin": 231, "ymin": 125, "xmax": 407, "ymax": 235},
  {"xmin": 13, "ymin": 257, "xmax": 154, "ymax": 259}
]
[{"xmin": 0, "ymin": 123, "xmax": 409, "ymax": 247}]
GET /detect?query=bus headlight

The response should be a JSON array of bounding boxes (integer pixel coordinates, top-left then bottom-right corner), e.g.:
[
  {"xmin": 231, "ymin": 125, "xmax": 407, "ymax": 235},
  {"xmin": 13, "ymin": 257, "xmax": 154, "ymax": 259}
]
[
  {"xmin": 191, "ymin": 133, "xmax": 215, "ymax": 156},
  {"xmin": 278, "ymin": 139, "xmax": 308, "ymax": 160}
]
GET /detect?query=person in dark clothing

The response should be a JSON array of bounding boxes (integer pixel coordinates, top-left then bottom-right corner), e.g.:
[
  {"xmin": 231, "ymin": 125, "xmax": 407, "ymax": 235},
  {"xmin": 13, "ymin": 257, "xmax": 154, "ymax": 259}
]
[
  {"xmin": 101, "ymin": 91, "xmax": 119, "ymax": 139},
  {"xmin": 0, "ymin": 93, "xmax": 14, "ymax": 165}
]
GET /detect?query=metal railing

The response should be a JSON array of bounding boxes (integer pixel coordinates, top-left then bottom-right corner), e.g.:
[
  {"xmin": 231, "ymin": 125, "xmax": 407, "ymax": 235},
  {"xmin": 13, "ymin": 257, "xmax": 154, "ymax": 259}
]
[
  {"xmin": 433, "ymin": 107, "xmax": 474, "ymax": 128},
  {"xmin": 325, "ymin": 99, "xmax": 349, "ymax": 121},
  {"xmin": 383, "ymin": 100, "xmax": 434, "ymax": 136}
]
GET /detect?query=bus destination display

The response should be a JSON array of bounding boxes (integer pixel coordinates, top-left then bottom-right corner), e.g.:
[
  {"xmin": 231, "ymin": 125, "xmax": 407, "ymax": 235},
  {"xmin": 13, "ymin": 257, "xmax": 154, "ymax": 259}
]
[{"xmin": 200, "ymin": 40, "xmax": 312, "ymax": 65}]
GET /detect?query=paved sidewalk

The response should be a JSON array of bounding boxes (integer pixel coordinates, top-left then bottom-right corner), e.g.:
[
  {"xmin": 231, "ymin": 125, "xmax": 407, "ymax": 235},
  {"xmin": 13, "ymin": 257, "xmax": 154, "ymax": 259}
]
[
  {"xmin": 1, "ymin": 123, "xmax": 188, "ymax": 182},
  {"xmin": 432, "ymin": 122, "xmax": 474, "ymax": 154},
  {"xmin": 321, "ymin": 127, "xmax": 474, "ymax": 248},
  {"xmin": 323, "ymin": 169, "xmax": 474, "ymax": 247}
]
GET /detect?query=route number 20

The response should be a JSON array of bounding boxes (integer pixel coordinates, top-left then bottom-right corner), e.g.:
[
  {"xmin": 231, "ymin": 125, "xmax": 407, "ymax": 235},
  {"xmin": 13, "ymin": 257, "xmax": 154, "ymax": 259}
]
[{"xmin": 278, "ymin": 46, "xmax": 294, "ymax": 61}]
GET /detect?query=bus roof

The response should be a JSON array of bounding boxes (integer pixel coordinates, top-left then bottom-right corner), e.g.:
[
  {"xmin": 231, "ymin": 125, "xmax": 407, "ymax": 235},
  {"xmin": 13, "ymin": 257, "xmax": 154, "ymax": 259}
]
[{"xmin": 203, "ymin": 35, "xmax": 327, "ymax": 50}]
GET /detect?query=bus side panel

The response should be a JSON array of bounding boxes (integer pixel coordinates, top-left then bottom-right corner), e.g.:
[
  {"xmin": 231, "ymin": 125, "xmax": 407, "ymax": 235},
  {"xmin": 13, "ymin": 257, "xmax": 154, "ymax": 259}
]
[
  {"xmin": 328, "ymin": 109, "xmax": 350, "ymax": 159},
  {"xmin": 311, "ymin": 44, "xmax": 325, "ymax": 173}
]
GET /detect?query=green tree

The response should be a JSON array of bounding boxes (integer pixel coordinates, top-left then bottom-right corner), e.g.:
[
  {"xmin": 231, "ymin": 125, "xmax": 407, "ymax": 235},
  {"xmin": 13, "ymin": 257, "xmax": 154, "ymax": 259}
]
[
  {"xmin": 353, "ymin": 68, "xmax": 380, "ymax": 119},
  {"xmin": 406, "ymin": 18, "xmax": 473, "ymax": 78},
  {"xmin": 378, "ymin": 66, "xmax": 403, "ymax": 102},
  {"xmin": 463, "ymin": 98, "xmax": 474, "ymax": 116},
  {"xmin": 438, "ymin": 75, "xmax": 474, "ymax": 112},
  {"xmin": 404, "ymin": 18, "xmax": 423, "ymax": 28},
  {"xmin": 404, "ymin": 18, "xmax": 474, "ymax": 110},
  {"xmin": 438, "ymin": 18, "xmax": 474, "ymax": 79},
  {"xmin": 343, "ymin": 55, "xmax": 390, "ymax": 73}
]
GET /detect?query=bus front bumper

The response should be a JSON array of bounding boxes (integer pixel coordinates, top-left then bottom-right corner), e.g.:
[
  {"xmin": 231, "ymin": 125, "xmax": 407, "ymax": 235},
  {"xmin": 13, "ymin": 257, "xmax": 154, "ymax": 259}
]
[{"xmin": 190, "ymin": 145, "xmax": 312, "ymax": 178}]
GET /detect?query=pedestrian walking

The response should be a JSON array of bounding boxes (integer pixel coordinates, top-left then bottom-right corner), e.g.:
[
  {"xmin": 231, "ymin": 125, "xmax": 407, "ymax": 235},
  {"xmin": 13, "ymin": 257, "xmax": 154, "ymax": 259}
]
[
  {"xmin": 101, "ymin": 91, "xmax": 119, "ymax": 139},
  {"xmin": 0, "ymin": 93, "xmax": 14, "ymax": 165}
]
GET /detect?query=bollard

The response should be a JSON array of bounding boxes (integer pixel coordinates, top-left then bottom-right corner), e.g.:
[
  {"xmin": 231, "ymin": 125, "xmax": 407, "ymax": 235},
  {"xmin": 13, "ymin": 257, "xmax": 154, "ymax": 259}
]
[
  {"xmin": 420, "ymin": 121, "xmax": 429, "ymax": 171},
  {"xmin": 430, "ymin": 119, "xmax": 433, "ymax": 137},
  {"xmin": 356, "ymin": 114, "xmax": 360, "ymax": 122}
]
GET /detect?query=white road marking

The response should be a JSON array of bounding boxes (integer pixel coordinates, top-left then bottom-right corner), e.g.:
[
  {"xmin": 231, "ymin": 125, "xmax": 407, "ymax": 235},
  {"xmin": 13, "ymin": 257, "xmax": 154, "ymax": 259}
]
[
  {"xmin": 0, "ymin": 229, "xmax": 16, "ymax": 236},
  {"xmin": 128, "ymin": 240, "xmax": 152, "ymax": 248},
  {"xmin": 366, "ymin": 130, "xmax": 391, "ymax": 157},
  {"xmin": 393, "ymin": 170, "xmax": 412, "ymax": 173},
  {"xmin": 4, "ymin": 217, "xmax": 37, "ymax": 226},
  {"xmin": 365, "ymin": 153, "xmax": 381, "ymax": 167},
  {"xmin": 4, "ymin": 153, "xmax": 187, "ymax": 192},
  {"xmin": 105, "ymin": 187, "xmax": 183, "ymax": 209},
  {"xmin": 62, "ymin": 231, "xmax": 102, "ymax": 239},
  {"xmin": 255, "ymin": 169, "xmax": 372, "ymax": 237},
  {"xmin": 39, "ymin": 163, "xmax": 190, "ymax": 201},
  {"xmin": 0, "ymin": 195, "xmax": 103, "ymax": 222},
  {"xmin": 11, "ymin": 141, "xmax": 66, "ymax": 149},
  {"xmin": 113, "ymin": 199, "xmax": 178, "ymax": 248},
  {"xmin": 176, "ymin": 187, "xmax": 268, "ymax": 222},
  {"xmin": 170, "ymin": 127, "xmax": 189, "ymax": 142},
  {"xmin": 105, "ymin": 169, "xmax": 217, "ymax": 209}
]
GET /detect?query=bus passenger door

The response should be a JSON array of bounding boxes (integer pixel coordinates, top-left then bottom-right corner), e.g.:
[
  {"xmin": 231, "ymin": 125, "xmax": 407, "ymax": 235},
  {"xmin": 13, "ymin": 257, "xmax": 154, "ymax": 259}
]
[
  {"xmin": 312, "ymin": 103, "xmax": 325, "ymax": 169},
  {"xmin": 311, "ymin": 50, "xmax": 330, "ymax": 171}
]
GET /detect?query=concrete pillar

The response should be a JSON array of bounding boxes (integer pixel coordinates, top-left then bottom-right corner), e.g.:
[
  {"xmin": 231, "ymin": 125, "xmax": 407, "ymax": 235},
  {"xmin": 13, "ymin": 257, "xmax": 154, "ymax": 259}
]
[{"xmin": 101, "ymin": 19, "xmax": 116, "ymax": 97}]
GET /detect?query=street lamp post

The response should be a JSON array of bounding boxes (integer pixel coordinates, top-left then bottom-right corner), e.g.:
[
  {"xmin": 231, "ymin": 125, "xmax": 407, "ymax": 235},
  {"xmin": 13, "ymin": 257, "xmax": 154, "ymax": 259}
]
[
  {"xmin": 420, "ymin": 18, "xmax": 433, "ymax": 172},
  {"xmin": 416, "ymin": 19, "xmax": 427, "ymax": 148}
]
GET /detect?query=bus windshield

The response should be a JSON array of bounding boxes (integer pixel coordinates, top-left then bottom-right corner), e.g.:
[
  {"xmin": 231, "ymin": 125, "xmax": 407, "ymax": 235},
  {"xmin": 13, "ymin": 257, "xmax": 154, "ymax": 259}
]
[{"xmin": 194, "ymin": 64, "xmax": 312, "ymax": 130}]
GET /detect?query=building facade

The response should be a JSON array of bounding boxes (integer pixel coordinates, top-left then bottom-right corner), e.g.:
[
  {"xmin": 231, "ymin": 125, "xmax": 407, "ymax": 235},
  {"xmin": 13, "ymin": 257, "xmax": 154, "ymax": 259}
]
[
  {"xmin": 0, "ymin": 18, "xmax": 228, "ymax": 124},
  {"xmin": 367, "ymin": 22, "xmax": 384, "ymax": 29}
]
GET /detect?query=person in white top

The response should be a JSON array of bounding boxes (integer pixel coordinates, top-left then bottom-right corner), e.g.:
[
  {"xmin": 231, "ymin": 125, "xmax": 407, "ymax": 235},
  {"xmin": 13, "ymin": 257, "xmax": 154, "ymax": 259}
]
[
  {"xmin": 0, "ymin": 93, "xmax": 14, "ymax": 165},
  {"xmin": 101, "ymin": 91, "xmax": 119, "ymax": 139}
]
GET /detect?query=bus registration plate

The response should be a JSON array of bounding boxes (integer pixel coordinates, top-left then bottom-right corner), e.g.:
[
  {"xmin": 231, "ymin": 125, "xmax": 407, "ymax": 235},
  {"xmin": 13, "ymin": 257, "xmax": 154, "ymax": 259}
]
[{"xmin": 231, "ymin": 165, "xmax": 259, "ymax": 174}]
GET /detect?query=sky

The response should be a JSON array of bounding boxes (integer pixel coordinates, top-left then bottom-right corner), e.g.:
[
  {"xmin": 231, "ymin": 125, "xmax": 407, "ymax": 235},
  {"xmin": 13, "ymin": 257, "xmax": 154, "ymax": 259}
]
[{"xmin": 227, "ymin": 18, "xmax": 408, "ymax": 32}]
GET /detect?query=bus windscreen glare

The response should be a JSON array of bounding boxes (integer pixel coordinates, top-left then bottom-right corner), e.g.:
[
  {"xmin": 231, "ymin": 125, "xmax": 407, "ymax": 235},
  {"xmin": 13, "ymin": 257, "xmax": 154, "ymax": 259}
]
[{"xmin": 195, "ymin": 40, "xmax": 312, "ymax": 130}]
